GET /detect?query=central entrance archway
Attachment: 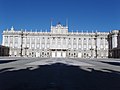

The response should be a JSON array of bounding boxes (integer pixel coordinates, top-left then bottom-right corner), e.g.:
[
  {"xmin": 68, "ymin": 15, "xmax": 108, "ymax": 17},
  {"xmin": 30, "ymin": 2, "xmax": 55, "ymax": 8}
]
[
  {"xmin": 57, "ymin": 51, "xmax": 61, "ymax": 57},
  {"xmin": 51, "ymin": 49, "xmax": 67, "ymax": 58}
]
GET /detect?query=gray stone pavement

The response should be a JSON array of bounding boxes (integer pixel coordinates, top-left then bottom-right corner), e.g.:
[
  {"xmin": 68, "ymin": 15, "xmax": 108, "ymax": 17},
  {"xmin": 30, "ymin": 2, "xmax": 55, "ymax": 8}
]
[
  {"xmin": 0, "ymin": 57, "xmax": 120, "ymax": 72},
  {"xmin": 0, "ymin": 57, "xmax": 120, "ymax": 90}
]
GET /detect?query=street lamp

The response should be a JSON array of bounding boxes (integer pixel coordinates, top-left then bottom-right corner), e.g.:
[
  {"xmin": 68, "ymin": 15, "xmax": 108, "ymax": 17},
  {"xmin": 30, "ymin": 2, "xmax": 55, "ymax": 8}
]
[
  {"xmin": 24, "ymin": 33, "xmax": 29, "ymax": 57},
  {"xmin": 24, "ymin": 47, "xmax": 29, "ymax": 56},
  {"xmin": 20, "ymin": 30, "xmax": 23, "ymax": 57},
  {"xmin": 90, "ymin": 48, "xmax": 94, "ymax": 58},
  {"xmin": 95, "ymin": 32, "xmax": 99, "ymax": 58}
]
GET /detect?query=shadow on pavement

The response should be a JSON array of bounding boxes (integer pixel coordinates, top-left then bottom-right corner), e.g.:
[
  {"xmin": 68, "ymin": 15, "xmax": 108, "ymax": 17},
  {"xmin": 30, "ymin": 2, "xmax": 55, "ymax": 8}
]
[
  {"xmin": 0, "ymin": 63, "xmax": 120, "ymax": 90},
  {"xmin": 0, "ymin": 60, "xmax": 17, "ymax": 64},
  {"xmin": 101, "ymin": 61, "xmax": 120, "ymax": 66}
]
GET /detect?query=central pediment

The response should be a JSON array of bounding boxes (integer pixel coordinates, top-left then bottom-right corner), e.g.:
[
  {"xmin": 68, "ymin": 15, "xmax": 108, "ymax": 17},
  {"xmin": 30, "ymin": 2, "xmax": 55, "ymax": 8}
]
[{"xmin": 51, "ymin": 22, "xmax": 68, "ymax": 34}]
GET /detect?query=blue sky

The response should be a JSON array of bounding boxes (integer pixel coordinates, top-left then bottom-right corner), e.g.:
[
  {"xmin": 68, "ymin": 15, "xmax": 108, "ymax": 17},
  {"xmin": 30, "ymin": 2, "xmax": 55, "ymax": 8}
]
[{"xmin": 0, "ymin": 0, "xmax": 120, "ymax": 44}]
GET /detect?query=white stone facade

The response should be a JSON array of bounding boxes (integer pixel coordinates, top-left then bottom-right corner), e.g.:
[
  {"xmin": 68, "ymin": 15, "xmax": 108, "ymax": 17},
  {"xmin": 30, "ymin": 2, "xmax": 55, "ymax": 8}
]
[
  {"xmin": 2, "ymin": 23, "xmax": 109, "ymax": 58},
  {"xmin": 108, "ymin": 30, "xmax": 120, "ymax": 58}
]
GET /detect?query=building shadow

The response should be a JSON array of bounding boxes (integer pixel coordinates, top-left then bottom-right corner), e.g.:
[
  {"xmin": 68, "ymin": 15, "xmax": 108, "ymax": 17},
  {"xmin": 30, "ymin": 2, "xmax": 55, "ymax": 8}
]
[
  {"xmin": 101, "ymin": 61, "xmax": 120, "ymax": 66},
  {"xmin": 0, "ymin": 60, "xmax": 17, "ymax": 64},
  {"xmin": 0, "ymin": 63, "xmax": 120, "ymax": 90}
]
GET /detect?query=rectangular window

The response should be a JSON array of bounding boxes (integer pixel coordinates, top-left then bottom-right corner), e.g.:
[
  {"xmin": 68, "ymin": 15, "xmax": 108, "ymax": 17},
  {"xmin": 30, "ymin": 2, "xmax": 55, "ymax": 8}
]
[
  {"xmin": 23, "ymin": 38, "xmax": 26, "ymax": 44},
  {"xmin": 52, "ymin": 38, "xmax": 55, "ymax": 45},
  {"xmin": 4, "ymin": 36, "xmax": 8, "ymax": 44},
  {"xmin": 68, "ymin": 44, "xmax": 71, "ymax": 48},
  {"xmin": 63, "ymin": 38, "xmax": 66, "ymax": 45},
  {"xmin": 10, "ymin": 43, "xmax": 13, "ymax": 47},
  {"xmin": 32, "ymin": 38, "xmax": 35, "ymax": 43},
  {"xmin": 26, "ymin": 38, "xmax": 30, "ymax": 44},
  {"xmin": 14, "ymin": 44, "xmax": 18, "ymax": 48},
  {"xmin": 105, "ymin": 45, "xmax": 108, "ymax": 49},
  {"xmin": 57, "ymin": 38, "xmax": 61, "ymax": 45},
  {"xmin": 78, "ymin": 45, "xmax": 81, "ymax": 48},
  {"xmin": 89, "ymin": 45, "xmax": 91, "ymax": 49},
  {"xmin": 36, "ymin": 38, "xmax": 39, "ymax": 43},
  {"xmin": 37, "ymin": 44, "xmax": 39, "ymax": 48},
  {"xmin": 27, "ymin": 44, "xmax": 30, "ymax": 47},
  {"xmin": 32, "ymin": 44, "xmax": 34, "ymax": 48},
  {"xmin": 47, "ymin": 38, "xmax": 50, "ymax": 43},
  {"xmin": 84, "ymin": 45, "xmax": 86, "ymax": 48},
  {"xmin": 42, "ymin": 37, "xmax": 45, "ymax": 43},
  {"xmin": 10, "ymin": 36, "xmax": 13, "ymax": 43},
  {"xmin": 42, "ymin": 44, "xmax": 45, "ymax": 48},
  {"xmin": 47, "ymin": 44, "xmax": 50, "ymax": 48},
  {"xmin": 14, "ymin": 36, "xmax": 18, "ymax": 44},
  {"xmin": 100, "ymin": 45, "xmax": 103, "ymax": 49},
  {"xmin": 73, "ymin": 44, "xmax": 76, "ymax": 49}
]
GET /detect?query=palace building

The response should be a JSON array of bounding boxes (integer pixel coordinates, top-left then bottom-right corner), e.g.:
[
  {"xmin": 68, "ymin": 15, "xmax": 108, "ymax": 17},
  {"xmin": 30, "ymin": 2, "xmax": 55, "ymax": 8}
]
[
  {"xmin": 108, "ymin": 30, "xmax": 120, "ymax": 58},
  {"xmin": 2, "ymin": 22, "xmax": 109, "ymax": 58}
]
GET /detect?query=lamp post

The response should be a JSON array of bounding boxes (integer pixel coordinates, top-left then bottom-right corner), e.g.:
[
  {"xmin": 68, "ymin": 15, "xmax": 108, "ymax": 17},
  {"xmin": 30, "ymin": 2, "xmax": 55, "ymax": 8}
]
[
  {"xmin": 24, "ymin": 47, "xmax": 29, "ymax": 56},
  {"xmin": 20, "ymin": 30, "xmax": 23, "ymax": 57},
  {"xmin": 90, "ymin": 48, "xmax": 94, "ymax": 58},
  {"xmin": 24, "ymin": 33, "xmax": 29, "ymax": 57},
  {"xmin": 90, "ymin": 35, "xmax": 94, "ymax": 58},
  {"xmin": 95, "ymin": 32, "xmax": 99, "ymax": 58}
]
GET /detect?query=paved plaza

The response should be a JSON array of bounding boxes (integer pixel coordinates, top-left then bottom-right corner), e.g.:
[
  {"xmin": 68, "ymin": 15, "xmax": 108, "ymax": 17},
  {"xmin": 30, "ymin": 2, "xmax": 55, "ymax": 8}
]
[{"xmin": 0, "ymin": 57, "xmax": 120, "ymax": 90}]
